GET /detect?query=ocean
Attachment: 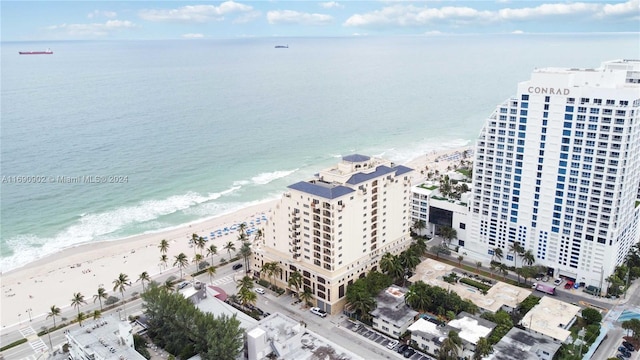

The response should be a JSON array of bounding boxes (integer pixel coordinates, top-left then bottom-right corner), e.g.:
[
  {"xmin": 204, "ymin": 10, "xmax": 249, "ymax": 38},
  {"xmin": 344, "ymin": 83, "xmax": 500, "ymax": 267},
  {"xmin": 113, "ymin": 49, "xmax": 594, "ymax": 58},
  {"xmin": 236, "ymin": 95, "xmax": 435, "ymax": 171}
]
[{"xmin": 2, "ymin": 34, "xmax": 638, "ymax": 272}]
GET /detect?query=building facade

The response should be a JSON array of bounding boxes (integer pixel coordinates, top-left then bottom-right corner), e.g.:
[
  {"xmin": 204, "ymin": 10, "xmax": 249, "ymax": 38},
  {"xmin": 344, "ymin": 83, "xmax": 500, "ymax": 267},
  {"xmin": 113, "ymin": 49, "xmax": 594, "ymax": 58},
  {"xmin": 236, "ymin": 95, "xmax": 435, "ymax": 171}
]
[
  {"xmin": 66, "ymin": 317, "xmax": 146, "ymax": 360},
  {"xmin": 464, "ymin": 59, "xmax": 640, "ymax": 289},
  {"xmin": 251, "ymin": 154, "xmax": 414, "ymax": 314}
]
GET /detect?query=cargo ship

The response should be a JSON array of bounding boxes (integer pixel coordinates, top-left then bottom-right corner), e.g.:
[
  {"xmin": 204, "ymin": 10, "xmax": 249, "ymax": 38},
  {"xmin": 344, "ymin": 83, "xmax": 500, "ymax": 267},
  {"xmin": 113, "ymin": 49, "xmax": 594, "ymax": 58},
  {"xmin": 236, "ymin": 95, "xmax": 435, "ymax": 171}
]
[
  {"xmin": 275, "ymin": 45, "xmax": 288, "ymax": 49},
  {"xmin": 19, "ymin": 49, "xmax": 53, "ymax": 55}
]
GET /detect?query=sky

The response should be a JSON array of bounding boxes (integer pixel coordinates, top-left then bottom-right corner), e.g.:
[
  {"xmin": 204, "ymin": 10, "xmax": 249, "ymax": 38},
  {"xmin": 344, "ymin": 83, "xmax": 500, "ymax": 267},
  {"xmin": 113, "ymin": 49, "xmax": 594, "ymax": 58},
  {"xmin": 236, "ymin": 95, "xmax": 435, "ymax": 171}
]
[{"xmin": 1, "ymin": 0, "xmax": 639, "ymax": 41}]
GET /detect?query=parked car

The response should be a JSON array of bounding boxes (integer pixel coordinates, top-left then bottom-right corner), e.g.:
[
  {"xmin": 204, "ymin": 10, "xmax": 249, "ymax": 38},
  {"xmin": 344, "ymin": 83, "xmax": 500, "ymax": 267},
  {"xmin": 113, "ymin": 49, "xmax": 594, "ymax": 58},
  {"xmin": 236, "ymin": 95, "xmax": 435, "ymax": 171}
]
[
  {"xmin": 543, "ymin": 276, "xmax": 550, "ymax": 282},
  {"xmin": 618, "ymin": 346, "xmax": 629, "ymax": 353},
  {"xmin": 177, "ymin": 281, "xmax": 189, "ymax": 290},
  {"xmin": 310, "ymin": 307, "xmax": 327, "ymax": 317},
  {"xmin": 553, "ymin": 278, "xmax": 563, "ymax": 286},
  {"xmin": 397, "ymin": 344, "xmax": 409, "ymax": 354},
  {"xmin": 232, "ymin": 263, "xmax": 243, "ymax": 270},
  {"xmin": 386, "ymin": 340, "xmax": 399, "ymax": 349},
  {"xmin": 618, "ymin": 352, "xmax": 630, "ymax": 359},
  {"xmin": 623, "ymin": 341, "xmax": 635, "ymax": 351},
  {"xmin": 617, "ymin": 354, "xmax": 627, "ymax": 360},
  {"xmin": 403, "ymin": 348, "xmax": 416, "ymax": 358},
  {"xmin": 255, "ymin": 288, "xmax": 265, "ymax": 294},
  {"xmin": 352, "ymin": 324, "xmax": 361, "ymax": 331},
  {"xmin": 564, "ymin": 281, "xmax": 574, "ymax": 289}
]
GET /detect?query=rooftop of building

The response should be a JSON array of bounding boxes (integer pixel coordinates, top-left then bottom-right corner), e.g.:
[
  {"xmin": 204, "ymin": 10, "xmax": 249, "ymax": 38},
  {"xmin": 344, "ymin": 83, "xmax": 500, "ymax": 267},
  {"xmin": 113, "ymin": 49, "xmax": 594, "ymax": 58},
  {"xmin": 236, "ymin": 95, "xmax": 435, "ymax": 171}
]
[
  {"xmin": 370, "ymin": 286, "xmax": 418, "ymax": 324},
  {"xmin": 519, "ymin": 296, "xmax": 581, "ymax": 342},
  {"xmin": 66, "ymin": 315, "xmax": 146, "ymax": 360},
  {"xmin": 484, "ymin": 327, "xmax": 562, "ymax": 360},
  {"xmin": 408, "ymin": 318, "xmax": 443, "ymax": 338},
  {"xmin": 249, "ymin": 312, "xmax": 363, "ymax": 360},
  {"xmin": 408, "ymin": 258, "xmax": 531, "ymax": 313},
  {"xmin": 189, "ymin": 286, "xmax": 259, "ymax": 330},
  {"xmin": 447, "ymin": 312, "xmax": 496, "ymax": 345}
]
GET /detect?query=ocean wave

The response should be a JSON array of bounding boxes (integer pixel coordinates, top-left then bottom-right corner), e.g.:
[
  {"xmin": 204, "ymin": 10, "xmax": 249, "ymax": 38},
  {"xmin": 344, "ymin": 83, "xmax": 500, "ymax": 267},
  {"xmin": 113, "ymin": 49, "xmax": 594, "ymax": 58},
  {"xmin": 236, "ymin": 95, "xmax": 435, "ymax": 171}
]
[
  {"xmin": 0, "ymin": 186, "xmax": 242, "ymax": 272},
  {"xmin": 250, "ymin": 169, "xmax": 298, "ymax": 185}
]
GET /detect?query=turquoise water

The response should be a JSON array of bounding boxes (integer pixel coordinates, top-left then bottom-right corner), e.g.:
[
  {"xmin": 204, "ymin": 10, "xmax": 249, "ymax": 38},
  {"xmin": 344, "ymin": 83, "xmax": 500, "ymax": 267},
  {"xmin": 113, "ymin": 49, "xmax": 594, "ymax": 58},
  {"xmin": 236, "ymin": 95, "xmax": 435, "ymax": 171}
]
[
  {"xmin": 618, "ymin": 310, "xmax": 640, "ymax": 322},
  {"xmin": 2, "ymin": 34, "xmax": 639, "ymax": 272}
]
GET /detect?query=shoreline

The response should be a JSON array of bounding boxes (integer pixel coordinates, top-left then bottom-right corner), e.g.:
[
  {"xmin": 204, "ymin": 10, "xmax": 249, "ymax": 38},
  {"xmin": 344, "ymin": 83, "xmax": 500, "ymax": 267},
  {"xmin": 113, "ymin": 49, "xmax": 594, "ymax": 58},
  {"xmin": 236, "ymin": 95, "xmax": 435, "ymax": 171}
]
[{"xmin": 0, "ymin": 146, "xmax": 471, "ymax": 327}]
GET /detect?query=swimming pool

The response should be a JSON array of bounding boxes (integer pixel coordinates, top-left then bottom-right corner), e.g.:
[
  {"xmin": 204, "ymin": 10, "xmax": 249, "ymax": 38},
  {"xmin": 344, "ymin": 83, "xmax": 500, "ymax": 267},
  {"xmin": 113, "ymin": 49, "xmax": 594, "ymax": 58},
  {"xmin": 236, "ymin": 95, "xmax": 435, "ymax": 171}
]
[{"xmin": 618, "ymin": 310, "xmax": 640, "ymax": 322}]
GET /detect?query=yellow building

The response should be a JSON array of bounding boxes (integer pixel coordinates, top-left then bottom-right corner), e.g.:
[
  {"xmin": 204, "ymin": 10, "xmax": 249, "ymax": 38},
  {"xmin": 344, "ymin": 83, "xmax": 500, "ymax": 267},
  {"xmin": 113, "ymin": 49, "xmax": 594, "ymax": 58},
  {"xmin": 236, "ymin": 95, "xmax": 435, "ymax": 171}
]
[{"xmin": 251, "ymin": 154, "xmax": 414, "ymax": 314}]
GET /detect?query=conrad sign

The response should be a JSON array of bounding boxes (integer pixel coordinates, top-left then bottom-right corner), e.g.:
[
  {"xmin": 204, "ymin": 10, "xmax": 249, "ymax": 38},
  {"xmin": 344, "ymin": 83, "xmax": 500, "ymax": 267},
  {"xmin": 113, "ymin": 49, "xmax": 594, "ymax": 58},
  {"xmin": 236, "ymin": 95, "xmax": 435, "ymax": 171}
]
[{"xmin": 528, "ymin": 87, "xmax": 570, "ymax": 95}]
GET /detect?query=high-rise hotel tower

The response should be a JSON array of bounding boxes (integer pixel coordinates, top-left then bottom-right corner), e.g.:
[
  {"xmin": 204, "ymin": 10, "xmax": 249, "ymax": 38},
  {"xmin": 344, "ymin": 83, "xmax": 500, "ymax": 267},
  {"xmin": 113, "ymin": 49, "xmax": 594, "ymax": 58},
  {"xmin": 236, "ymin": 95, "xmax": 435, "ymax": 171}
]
[
  {"xmin": 466, "ymin": 60, "xmax": 640, "ymax": 289},
  {"xmin": 251, "ymin": 155, "xmax": 414, "ymax": 314}
]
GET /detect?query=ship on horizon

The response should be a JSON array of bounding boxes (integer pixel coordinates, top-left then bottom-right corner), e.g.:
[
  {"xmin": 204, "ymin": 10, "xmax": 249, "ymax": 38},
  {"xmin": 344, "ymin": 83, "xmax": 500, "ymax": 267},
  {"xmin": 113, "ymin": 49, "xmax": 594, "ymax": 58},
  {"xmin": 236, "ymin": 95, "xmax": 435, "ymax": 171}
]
[
  {"xmin": 275, "ymin": 45, "xmax": 288, "ymax": 49},
  {"xmin": 19, "ymin": 48, "xmax": 53, "ymax": 55}
]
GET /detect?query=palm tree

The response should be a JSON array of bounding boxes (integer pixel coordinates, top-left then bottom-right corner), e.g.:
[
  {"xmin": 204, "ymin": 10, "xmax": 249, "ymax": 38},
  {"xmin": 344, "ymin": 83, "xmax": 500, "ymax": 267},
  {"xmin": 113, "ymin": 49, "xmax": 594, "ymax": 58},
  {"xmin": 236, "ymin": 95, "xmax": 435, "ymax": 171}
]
[
  {"xmin": 440, "ymin": 226, "xmax": 457, "ymax": 247},
  {"xmin": 345, "ymin": 287, "xmax": 375, "ymax": 321},
  {"xmin": 457, "ymin": 255, "xmax": 464, "ymax": 267},
  {"xmin": 299, "ymin": 287, "xmax": 314, "ymax": 308},
  {"xmin": 76, "ymin": 312, "xmax": 87, "ymax": 327},
  {"xmin": 158, "ymin": 239, "xmax": 169, "ymax": 255},
  {"xmin": 207, "ymin": 244, "xmax": 218, "ymax": 265},
  {"xmin": 92, "ymin": 310, "xmax": 102, "ymax": 321},
  {"xmin": 476, "ymin": 261, "xmax": 482, "ymax": 272},
  {"xmin": 236, "ymin": 275, "xmax": 254, "ymax": 291},
  {"xmin": 240, "ymin": 241, "xmax": 252, "ymax": 270},
  {"xmin": 193, "ymin": 253, "xmax": 204, "ymax": 269},
  {"xmin": 93, "ymin": 287, "xmax": 108, "ymax": 310},
  {"xmin": 412, "ymin": 219, "xmax": 427, "ymax": 235},
  {"xmin": 46, "ymin": 305, "xmax": 61, "ymax": 349},
  {"xmin": 70, "ymin": 292, "xmax": 87, "ymax": 317},
  {"xmin": 413, "ymin": 237, "xmax": 428, "ymax": 256},
  {"xmin": 224, "ymin": 241, "xmax": 236, "ymax": 261},
  {"xmin": 238, "ymin": 287, "xmax": 257, "ymax": 310},
  {"xmin": 254, "ymin": 228, "xmax": 264, "ymax": 244},
  {"xmin": 498, "ymin": 263, "xmax": 509, "ymax": 280},
  {"xmin": 162, "ymin": 279, "xmax": 175, "ymax": 292},
  {"xmin": 508, "ymin": 242, "xmax": 524, "ymax": 283},
  {"xmin": 522, "ymin": 250, "xmax": 535, "ymax": 267},
  {"xmin": 173, "ymin": 252, "xmax": 189, "ymax": 279},
  {"xmin": 380, "ymin": 253, "xmax": 404, "ymax": 282},
  {"xmin": 261, "ymin": 261, "xmax": 282, "ymax": 290},
  {"xmin": 238, "ymin": 222, "xmax": 248, "ymax": 238},
  {"xmin": 113, "ymin": 273, "xmax": 131, "ymax": 318},
  {"xmin": 138, "ymin": 271, "xmax": 151, "ymax": 292},
  {"xmin": 287, "ymin": 271, "xmax": 303, "ymax": 297},
  {"xmin": 439, "ymin": 330, "xmax": 463, "ymax": 360},
  {"xmin": 206, "ymin": 265, "xmax": 217, "ymax": 284},
  {"xmin": 492, "ymin": 247, "xmax": 503, "ymax": 263},
  {"xmin": 159, "ymin": 254, "xmax": 169, "ymax": 272},
  {"xmin": 490, "ymin": 263, "xmax": 497, "ymax": 279}
]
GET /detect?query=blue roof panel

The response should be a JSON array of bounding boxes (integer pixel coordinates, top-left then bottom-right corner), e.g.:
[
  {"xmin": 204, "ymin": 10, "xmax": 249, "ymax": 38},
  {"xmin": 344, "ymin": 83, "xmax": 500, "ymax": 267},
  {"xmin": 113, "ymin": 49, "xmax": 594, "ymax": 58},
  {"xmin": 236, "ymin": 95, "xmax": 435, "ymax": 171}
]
[
  {"xmin": 343, "ymin": 154, "xmax": 370, "ymax": 163},
  {"xmin": 394, "ymin": 165, "xmax": 413, "ymax": 176},
  {"xmin": 288, "ymin": 181, "xmax": 355, "ymax": 199}
]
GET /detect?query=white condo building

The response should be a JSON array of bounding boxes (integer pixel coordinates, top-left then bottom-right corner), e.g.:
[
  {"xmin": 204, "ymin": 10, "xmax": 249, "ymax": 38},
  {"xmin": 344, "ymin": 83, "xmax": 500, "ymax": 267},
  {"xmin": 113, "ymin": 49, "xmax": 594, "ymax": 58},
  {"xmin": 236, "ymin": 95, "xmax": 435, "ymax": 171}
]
[
  {"xmin": 465, "ymin": 59, "xmax": 640, "ymax": 290},
  {"xmin": 251, "ymin": 154, "xmax": 414, "ymax": 314}
]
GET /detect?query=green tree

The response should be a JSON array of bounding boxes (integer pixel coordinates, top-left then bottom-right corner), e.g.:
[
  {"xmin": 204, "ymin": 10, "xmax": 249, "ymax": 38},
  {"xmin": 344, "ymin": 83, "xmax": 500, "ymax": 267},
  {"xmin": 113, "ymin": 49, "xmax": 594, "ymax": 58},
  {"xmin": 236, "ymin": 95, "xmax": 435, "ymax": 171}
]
[
  {"xmin": 261, "ymin": 261, "xmax": 282, "ymax": 290},
  {"xmin": 158, "ymin": 239, "xmax": 169, "ymax": 255},
  {"xmin": 76, "ymin": 312, "xmax": 87, "ymax": 327},
  {"xmin": 412, "ymin": 219, "xmax": 427, "ymax": 235},
  {"xmin": 287, "ymin": 270, "xmax": 303, "ymax": 297},
  {"xmin": 238, "ymin": 222, "xmax": 247, "ymax": 238},
  {"xmin": 253, "ymin": 228, "xmax": 264, "ymax": 244},
  {"xmin": 46, "ymin": 305, "xmax": 61, "ymax": 349},
  {"xmin": 239, "ymin": 241, "xmax": 252, "ymax": 271},
  {"xmin": 173, "ymin": 252, "xmax": 189, "ymax": 280},
  {"xmin": 138, "ymin": 271, "xmax": 151, "ymax": 293},
  {"xmin": 345, "ymin": 286, "xmax": 376, "ymax": 321},
  {"xmin": 508, "ymin": 242, "xmax": 525, "ymax": 283},
  {"xmin": 223, "ymin": 241, "xmax": 236, "ymax": 261},
  {"xmin": 238, "ymin": 287, "xmax": 257, "ymax": 310},
  {"xmin": 70, "ymin": 292, "xmax": 87, "ymax": 317},
  {"xmin": 581, "ymin": 308, "xmax": 603, "ymax": 325},
  {"xmin": 457, "ymin": 255, "xmax": 464, "ymax": 266},
  {"xmin": 236, "ymin": 275, "xmax": 254, "ymax": 291},
  {"xmin": 380, "ymin": 253, "xmax": 404, "ymax": 282},
  {"xmin": 113, "ymin": 273, "xmax": 131, "ymax": 318},
  {"xmin": 207, "ymin": 244, "xmax": 218, "ymax": 265},
  {"xmin": 440, "ymin": 226, "xmax": 457, "ymax": 247},
  {"xmin": 431, "ymin": 244, "xmax": 451, "ymax": 259},
  {"xmin": 473, "ymin": 337, "xmax": 492, "ymax": 360},
  {"xmin": 492, "ymin": 247, "xmax": 503, "ymax": 263},
  {"xmin": 162, "ymin": 278, "xmax": 175, "ymax": 292},
  {"xmin": 405, "ymin": 281, "xmax": 432, "ymax": 312},
  {"xmin": 93, "ymin": 287, "xmax": 108, "ymax": 311},
  {"xmin": 159, "ymin": 254, "xmax": 169, "ymax": 272},
  {"xmin": 439, "ymin": 330, "xmax": 462, "ymax": 360},
  {"xmin": 413, "ymin": 237, "xmax": 428, "ymax": 256},
  {"xmin": 206, "ymin": 266, "xmax": 217, "ymax": 284},
  {"xmin": 92, "ymin": 310, "xmax": 102, "ymax": 320},
  {"xmin": 299, "ymin": 287, "xmax": 314, "ymax": 307},
  {"xmin": 522, "ymin": 250, "xmax": 535, "ymax": 267}
]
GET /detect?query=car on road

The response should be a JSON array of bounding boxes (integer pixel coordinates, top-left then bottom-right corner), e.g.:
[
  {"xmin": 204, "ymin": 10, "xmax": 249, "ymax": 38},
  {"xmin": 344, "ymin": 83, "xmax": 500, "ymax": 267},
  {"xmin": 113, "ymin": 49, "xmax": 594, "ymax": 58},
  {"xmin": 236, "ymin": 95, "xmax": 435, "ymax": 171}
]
[
  {"xmin": 553, "ymin": 278, "xmax": 563, "ymax": 286},
  {"xmin": 564, "ymin": 281, "xmax": 574, "ymax": 289},
  {"xmin": 232, "ymin": 263, "xmax": 243, "ymax": 270},
  {"xmin": 310, "ymin": 307, "xmax": 327, "ymax": 317},
  {"xmin": 397, "ymin": 344, "xmax": 409, "ymax": 354},
  {"xmin": 255, "ymin": 288, "xmax": 265, "ymax": 294},
  {"xmin": 387, "ymin": 340, "xmax": 399, "ymax": 349},
  {"xmin": 177, "ymin": 281, "xmax": 189, "ymax": 290},
  {"xmin": 403, "ymin": 348, "xmax": 416, "ymax": 358},
  {"xmin": 623, "ymin": 341, "xmax": 635, "ymax": 351}
]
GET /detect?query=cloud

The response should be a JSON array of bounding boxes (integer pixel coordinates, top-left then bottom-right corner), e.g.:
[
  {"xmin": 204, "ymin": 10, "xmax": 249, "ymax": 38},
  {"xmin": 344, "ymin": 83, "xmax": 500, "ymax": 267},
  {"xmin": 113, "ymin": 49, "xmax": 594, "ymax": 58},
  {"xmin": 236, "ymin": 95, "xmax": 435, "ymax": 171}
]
[
  {"xmin": 233, "ymin": 10, "xmax": 262, "ymax": 24},
  {"xmin": 512, "ymin": 30, "xmax": 524, "ymax": 34},
  {"xmin": 344, "ymin": 4, "xmax": 492, "ymax": 27},
  {"xmin": 87, "ymin": 10, "xmax": 117, "ymax": 19},
  {"xmin": 47, "ymin": 20, "xmax": 138, "ymax": 37},
  {"xmin": 344, "ymin": 1, "xmax": 640, "ymax": 29},
  {"xmin": 267, "ymin": 10, "xmax": 333, "ymax": 25},
  {"xmin": 319, "ymin": 1, "xmax": 344, "ymax": 9},
  {"xmin": 182, "ymin": 33, "xmax": 204, "ymax": 39},
  {"xmin": 139, "ymin": 1, "xmax": 254, "ymax": 23}
]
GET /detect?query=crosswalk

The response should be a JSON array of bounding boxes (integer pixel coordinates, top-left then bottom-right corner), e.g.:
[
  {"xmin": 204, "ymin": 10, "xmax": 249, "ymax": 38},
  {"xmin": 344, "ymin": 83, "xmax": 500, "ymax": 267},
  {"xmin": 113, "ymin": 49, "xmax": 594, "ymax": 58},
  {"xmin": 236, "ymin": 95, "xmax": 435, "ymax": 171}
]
[
  {"xmin": 17, "ymin": 325, "xmax": 49, "ymax": 360},
  {"xmin": 18, "ymin": 326, "xmax": 36, "ymax": 338},
  {"xmin": 210, "ymin": 275, "xmax": 234, "ymax": 286},
  {"xmin": 28, "ymin": 338, "xmax": 48, "ymax": 353}
]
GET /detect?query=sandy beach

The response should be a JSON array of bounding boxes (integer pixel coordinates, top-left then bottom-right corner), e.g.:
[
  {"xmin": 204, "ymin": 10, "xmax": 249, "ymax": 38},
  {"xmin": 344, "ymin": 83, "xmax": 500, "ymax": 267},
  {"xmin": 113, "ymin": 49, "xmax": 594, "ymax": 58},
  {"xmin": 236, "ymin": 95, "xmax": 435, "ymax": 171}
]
[{"xmin": 0, "ymin": 146, "xmax": 471, "ymax": 327}]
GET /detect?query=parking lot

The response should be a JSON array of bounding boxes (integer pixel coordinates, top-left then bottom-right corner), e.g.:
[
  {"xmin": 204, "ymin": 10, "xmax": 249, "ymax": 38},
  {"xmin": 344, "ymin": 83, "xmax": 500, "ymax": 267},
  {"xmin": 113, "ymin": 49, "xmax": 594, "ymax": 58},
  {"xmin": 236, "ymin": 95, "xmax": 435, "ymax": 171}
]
[{"xmin": 344, "ymin": 321, "xmax": 433, "ymax": 360}]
